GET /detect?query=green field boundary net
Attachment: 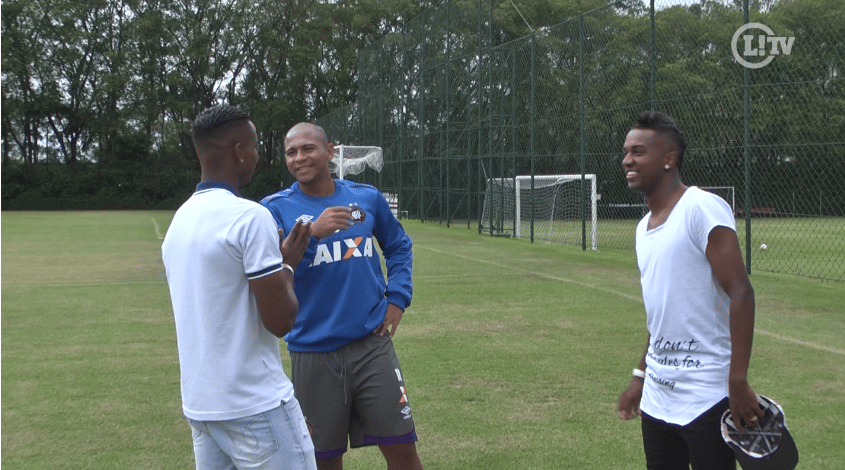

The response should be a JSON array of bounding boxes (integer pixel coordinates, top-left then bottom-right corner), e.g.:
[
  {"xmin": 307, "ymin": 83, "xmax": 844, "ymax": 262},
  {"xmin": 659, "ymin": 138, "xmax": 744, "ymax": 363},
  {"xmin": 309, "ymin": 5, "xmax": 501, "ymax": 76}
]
[{"xmin": 317, "ymin": 0, "xmax": 844, "ymax": 282}]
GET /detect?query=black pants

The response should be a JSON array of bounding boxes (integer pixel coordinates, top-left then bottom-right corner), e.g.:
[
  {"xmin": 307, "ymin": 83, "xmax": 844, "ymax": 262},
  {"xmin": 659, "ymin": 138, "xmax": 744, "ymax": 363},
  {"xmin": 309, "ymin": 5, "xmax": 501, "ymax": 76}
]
[{"xmin": 641, "ymin": 398, "xmax": 736, "ymax": 470}]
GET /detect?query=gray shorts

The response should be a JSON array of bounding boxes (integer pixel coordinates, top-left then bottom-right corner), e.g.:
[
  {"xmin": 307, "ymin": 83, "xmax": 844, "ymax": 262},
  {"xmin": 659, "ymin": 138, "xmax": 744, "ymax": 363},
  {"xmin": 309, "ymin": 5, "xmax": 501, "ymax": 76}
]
[{"xmin": 290, "ymin": 333, "xmax": 418, "ymax": 460}]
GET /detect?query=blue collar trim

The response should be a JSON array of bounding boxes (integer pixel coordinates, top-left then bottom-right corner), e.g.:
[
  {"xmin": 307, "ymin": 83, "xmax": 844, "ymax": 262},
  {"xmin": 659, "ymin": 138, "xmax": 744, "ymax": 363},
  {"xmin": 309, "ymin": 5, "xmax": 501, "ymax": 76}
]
[{"xmin": 196, "ymin": 181, "xmax": 241, "ymax": 197}]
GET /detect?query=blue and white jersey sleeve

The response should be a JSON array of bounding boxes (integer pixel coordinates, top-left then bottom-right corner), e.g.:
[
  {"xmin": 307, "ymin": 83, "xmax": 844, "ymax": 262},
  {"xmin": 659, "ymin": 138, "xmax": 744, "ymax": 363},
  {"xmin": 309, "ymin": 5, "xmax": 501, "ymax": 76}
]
[{"xmin": 233, "ymin": 206, "xmax": 284, "ymax": 280}]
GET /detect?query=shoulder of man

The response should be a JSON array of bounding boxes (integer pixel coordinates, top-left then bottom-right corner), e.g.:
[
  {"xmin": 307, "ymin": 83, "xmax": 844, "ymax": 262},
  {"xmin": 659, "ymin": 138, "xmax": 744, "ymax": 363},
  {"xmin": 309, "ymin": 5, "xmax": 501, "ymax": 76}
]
[
  {"xmin": 259, "ymin": 186, "xmax": 296, "ymax": 207},
  {"xmin": 687, "ymin": 186, "xmax": 732, "ymax": 215},
  {"xmin": 337, "ymin": 180, "xmax": 387, "ymax": 202},
  {"xmin": 337, "ymin": 179, "xmax": 377, "ymax": 191}
]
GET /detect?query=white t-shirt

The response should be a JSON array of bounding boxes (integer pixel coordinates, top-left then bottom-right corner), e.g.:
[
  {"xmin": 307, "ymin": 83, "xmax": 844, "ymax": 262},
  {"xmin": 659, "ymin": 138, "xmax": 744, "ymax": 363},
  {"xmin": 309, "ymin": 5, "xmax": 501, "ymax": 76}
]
[
  {"xmin": 162, "ymin": 183, "xmax": 295, "ymax": 421},
  {"xmin": 636, "ymin": 186, "xmax": 735, "ymax": 425}
]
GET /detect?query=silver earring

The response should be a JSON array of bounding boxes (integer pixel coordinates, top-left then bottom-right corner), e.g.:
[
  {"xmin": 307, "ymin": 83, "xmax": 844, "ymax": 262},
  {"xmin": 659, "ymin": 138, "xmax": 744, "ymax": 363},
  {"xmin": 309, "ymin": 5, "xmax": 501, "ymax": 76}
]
[{"xmin": 664, "ymin": 165, "xmax": 670, "ymax": 170}]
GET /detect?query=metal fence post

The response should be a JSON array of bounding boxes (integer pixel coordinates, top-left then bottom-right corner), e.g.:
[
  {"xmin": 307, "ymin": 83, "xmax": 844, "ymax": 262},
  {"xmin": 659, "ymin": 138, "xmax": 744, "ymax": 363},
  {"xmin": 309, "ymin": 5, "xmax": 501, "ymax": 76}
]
[{"xmin": 743, "ymin": 0, "xmax": 752, "ymax": 275}]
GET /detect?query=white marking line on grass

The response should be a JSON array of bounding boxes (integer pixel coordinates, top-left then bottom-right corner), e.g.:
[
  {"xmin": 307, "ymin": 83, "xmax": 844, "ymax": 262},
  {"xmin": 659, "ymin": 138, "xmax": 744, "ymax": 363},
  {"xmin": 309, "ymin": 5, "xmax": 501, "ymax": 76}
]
[
  {"xmin": 151, "ymin": 217, "xmax": 164, "ymax": 240},
  {"xmin": 418, "ymin": 245, "xmax": 844, "ymax": 356},
  {"xmin": 418, "ymin": 246, "xmax": 643, "ymax": 303},
  {"xmin": 755, "ymin": 329, "xmax": 845, "ymax": 356}
]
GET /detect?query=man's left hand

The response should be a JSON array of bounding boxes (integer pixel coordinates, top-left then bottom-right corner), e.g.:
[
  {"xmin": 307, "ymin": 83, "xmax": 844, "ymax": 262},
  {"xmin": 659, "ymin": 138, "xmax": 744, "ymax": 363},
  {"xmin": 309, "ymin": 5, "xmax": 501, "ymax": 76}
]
[{"xmin": 375, "ymin": 303, "xmax": 404, "ymax": 338}]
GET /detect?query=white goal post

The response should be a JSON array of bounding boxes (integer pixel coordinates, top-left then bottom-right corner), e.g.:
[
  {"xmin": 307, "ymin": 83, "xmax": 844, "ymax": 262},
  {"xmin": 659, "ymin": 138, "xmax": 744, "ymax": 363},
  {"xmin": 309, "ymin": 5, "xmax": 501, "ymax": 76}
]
[
  {"xmin": 331, "ymin": 145, "xmax": 384, "ymax": 180},
  {"xmin": 483, "ymin": 174, "xmax": 598, "ymax": 250},
  {"xmin": 331, "ymin": 145, "xmax": 403, "ymax": 218}
]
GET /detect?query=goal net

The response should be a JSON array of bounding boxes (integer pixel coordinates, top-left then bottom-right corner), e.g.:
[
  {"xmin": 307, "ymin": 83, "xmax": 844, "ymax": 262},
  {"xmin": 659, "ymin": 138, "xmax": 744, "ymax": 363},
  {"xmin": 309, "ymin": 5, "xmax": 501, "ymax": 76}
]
[
  {"xmin": 482, "ymin": 174, "xmax": 598, "ymax": 250},
  {"xmin": 331, "ymin": 145, "xmax": 384, "ymax": 179}
]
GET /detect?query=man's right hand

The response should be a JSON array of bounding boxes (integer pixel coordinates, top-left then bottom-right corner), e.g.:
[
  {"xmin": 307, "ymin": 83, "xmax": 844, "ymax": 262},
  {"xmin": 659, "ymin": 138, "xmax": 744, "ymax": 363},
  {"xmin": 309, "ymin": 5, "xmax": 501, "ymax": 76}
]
[
  {"xmin": 310, "ymin": 206, "xmax": 355, "ymax": 239},
  {"xmin": 281, "ymin": 220, "xmax": 311, "ymax": 269},
  {"xmin": 616, "ymin": 379, "xmax": 644, "ymax": 420}
]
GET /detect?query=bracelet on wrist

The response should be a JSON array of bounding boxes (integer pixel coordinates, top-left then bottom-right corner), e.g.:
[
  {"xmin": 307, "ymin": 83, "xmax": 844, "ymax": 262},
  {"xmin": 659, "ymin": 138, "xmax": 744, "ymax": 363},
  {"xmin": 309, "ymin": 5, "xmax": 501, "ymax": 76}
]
[
  {"xmin": 280, "ymin": 263, "xmax": 294, "ymax": 275},
  {"xmin": 632, "ymin": 368, "xmax": 646, "ymax": 379}
]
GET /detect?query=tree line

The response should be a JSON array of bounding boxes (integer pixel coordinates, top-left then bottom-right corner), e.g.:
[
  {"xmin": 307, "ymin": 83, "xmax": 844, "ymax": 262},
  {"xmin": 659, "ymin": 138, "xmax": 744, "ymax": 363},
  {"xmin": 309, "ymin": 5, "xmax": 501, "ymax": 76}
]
[
  {"xmin": 2, "ymin": 0, "xmax": 594, "ymax": 209},
  {"xmin": 1, "ymin": 0, "xmax": 446, "ymax": 208},
  {"xmin": 3, "ymin": 0, "xmax": 842, "ymax": 214}
]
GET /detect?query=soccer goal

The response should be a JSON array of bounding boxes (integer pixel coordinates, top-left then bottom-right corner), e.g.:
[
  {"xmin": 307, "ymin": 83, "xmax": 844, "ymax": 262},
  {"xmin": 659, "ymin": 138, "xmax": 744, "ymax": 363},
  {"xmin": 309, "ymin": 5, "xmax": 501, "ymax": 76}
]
[
  {"xmin": 482, "ymin": 174, "xmax": 598, "ymax": 250},
  {"xmin": 331, "ymin": 145, "xmax": 384, "ymax": 180}
]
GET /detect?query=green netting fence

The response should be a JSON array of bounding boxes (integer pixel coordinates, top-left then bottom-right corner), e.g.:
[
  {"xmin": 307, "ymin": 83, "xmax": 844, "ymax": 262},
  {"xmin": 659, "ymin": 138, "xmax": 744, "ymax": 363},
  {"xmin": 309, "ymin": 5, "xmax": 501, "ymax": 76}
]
[{"xmin": 316, "ymin": 0, "xmax": 844, "ymax": 282}]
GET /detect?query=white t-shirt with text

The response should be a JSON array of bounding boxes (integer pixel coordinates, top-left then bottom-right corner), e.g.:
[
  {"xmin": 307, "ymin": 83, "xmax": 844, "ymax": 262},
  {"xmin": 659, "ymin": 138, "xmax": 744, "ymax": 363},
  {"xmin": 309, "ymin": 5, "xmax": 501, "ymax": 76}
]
[{"xmin": 636, "ymin": 186, "xmax": 736, "ymax": 425}]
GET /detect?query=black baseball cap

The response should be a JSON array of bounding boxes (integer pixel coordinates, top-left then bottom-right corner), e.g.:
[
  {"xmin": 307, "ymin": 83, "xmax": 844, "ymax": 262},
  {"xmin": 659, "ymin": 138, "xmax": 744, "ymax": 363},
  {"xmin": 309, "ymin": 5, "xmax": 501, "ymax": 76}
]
[{"xmin": 721, "ymin": 395, "xmax": 799, "ymax": 470}]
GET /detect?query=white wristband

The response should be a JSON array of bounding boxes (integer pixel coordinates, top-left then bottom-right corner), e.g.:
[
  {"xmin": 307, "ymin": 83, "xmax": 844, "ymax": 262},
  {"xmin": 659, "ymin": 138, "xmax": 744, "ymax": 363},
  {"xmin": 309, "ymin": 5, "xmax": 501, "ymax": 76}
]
[
  {"xmin": 280, "ymin": 263, "xmax": 294, "ymax": 275},
  {"xmin": 632, "ymin": 368, "xmax": 646, "ymax": 379}
]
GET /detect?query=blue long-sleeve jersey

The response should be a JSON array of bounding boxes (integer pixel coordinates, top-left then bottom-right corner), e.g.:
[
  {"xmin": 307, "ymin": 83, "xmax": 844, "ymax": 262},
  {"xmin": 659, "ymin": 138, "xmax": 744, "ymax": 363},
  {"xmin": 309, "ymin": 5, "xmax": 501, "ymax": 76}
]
[{"xmin": 260, "ymin": 179, "xmax": 413, "ymax": 353}]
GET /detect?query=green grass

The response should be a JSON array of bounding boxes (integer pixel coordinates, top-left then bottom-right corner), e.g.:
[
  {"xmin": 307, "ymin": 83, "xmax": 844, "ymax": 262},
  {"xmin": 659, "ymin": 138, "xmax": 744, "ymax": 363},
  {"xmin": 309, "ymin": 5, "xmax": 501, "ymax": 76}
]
[
  {"xmin": 499, "ymin": 216, "xmax": 845, "ymax": 281},
  {"xmin": 2, "ymin": 211, "xmax": 843, "ymax": 469}
]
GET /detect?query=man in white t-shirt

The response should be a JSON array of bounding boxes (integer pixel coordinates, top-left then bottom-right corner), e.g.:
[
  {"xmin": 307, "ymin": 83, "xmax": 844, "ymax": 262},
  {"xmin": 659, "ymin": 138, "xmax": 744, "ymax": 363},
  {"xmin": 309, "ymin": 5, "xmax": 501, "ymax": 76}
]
[
  {"xmin": 615, "ymin": 111, "xmax": 764, "ymax": 469},
  {"xmin": 162, "ymin": 105, "xmax": 316, "ymax": 469}
]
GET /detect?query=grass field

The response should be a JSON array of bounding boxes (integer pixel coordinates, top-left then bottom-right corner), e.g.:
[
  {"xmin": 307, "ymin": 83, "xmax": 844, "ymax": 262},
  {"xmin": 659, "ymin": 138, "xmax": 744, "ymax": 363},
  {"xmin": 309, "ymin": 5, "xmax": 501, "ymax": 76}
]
[
  {"xmin": 501, "ymin": 216, "xmax": 845, "ymax": 281},
  {"xmin": 2, "ymin": 211, "xmax": 844, "ymax": 469}
]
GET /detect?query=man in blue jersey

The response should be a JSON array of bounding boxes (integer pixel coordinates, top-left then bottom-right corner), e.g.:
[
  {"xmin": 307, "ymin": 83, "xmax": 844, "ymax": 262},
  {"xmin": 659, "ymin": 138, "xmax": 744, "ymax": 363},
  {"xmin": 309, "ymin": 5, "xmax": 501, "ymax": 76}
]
[
  {"xmin": 615, "ymin": 111, "xmax": 763, "ymax": 469},
  {"xmin": 162, "ymin": 105, "xmax": 316, "ymax": 469},
  {"xmin": 261, "ymin": 123, "xmax": 422, "ymax": 470}
]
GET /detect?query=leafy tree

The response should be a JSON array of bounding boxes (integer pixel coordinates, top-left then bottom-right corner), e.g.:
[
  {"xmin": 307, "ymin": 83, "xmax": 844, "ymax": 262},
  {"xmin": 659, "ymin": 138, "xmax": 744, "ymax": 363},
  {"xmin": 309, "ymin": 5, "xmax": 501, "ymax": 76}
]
[
  {"xmin": 239, "ymin": 0, "xmax": 315, "ymax": 171},
  {"xmin": 2, "ymin": 0, "xmax": 51, "ymax": 164},
  {"xmin": 36, "ymin": 0, "xmax": 116, "ymax": 165},
  {"xmin": 2, "ymin": 0, "xmax": 841, "ymax": 217}
]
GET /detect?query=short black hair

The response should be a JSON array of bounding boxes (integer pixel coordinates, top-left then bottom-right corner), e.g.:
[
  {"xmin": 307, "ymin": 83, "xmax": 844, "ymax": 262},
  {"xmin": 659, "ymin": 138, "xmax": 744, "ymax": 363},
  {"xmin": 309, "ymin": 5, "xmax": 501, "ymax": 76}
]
[
  {"xmin": 632, "ymin": 111, "xmax": 687, "ymax": 168},
  {"xmin": 191, "ymin": 105, "xmax": 251, "ymax": 143}
]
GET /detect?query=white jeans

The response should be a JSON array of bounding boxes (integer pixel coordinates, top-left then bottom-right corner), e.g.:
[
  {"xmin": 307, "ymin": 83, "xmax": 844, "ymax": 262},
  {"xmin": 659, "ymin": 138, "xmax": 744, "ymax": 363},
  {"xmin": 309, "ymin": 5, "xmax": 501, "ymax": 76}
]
[{"xmin": 187, "ymin": 397, "xmax": 316, "ymax": 470}]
